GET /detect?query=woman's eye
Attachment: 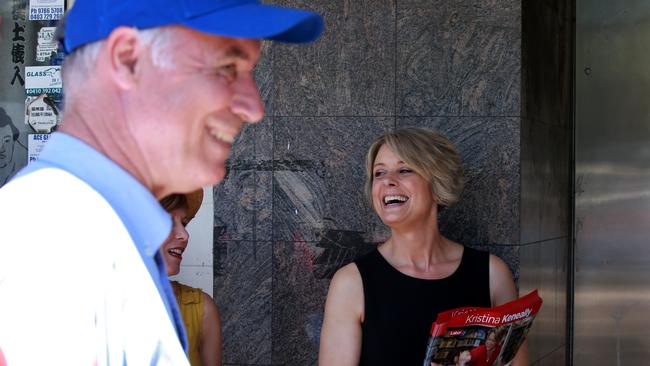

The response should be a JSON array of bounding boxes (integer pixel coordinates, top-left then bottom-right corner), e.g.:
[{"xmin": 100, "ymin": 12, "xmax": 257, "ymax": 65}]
[
  {"xmin": 399, "ymin": 168, "xmax": 412, "ymax": 174},
  {"xmin": 374, "ymin": 171, "xmax": 384, "ymax": 178}
]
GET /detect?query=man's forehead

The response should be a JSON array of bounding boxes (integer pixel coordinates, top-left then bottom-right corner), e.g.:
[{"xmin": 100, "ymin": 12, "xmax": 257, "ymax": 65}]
[
  {"xmin": 205, "ymin": 38, "xmax": 261, "ymax": 61},
  {"xmin": 174, "ymin": 27, "xmax": 261, "ymax": 61}
]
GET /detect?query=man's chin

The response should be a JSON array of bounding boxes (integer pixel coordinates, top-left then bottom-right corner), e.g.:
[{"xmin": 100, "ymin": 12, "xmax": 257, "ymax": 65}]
[
  {"xmin": 191, "ymin": 165, "xmax": 226, "ymax": 189},
  {"xmin": 206, "ymin": 164, "xmax": 227, "ymax": 185},
  {"xmin": 168, "ymin": 161, "xmax": 226, "ymax": 193}
]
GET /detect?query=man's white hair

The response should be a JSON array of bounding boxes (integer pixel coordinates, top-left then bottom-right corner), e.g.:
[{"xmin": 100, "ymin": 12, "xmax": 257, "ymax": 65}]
[{"xmin": 62, "ymin": 27, "xmax": 177, "ymax": 101}]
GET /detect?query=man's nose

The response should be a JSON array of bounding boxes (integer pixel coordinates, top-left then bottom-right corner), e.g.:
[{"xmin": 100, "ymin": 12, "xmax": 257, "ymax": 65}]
[{"xmin": 231, "ymin": 76, "xmax": 265, "ymax": 124}]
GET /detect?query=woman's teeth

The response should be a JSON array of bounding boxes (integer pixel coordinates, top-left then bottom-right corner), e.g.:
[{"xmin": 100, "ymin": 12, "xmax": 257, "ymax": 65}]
[{"xmin": 384, "ymin": 195, "xmax": 408, "ymax": 204}]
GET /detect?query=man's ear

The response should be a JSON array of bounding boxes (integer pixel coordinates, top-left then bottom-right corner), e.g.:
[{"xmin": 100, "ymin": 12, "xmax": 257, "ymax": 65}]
[{"xmin": 104, "ymin": 26, "xmax": 144, "ymax": 90}]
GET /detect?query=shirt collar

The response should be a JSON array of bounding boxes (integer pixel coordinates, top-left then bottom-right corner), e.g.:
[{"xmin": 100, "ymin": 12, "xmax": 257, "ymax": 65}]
[{"xmin": 25, "ymin": 132, "xmax": 171, "ymax": 256}]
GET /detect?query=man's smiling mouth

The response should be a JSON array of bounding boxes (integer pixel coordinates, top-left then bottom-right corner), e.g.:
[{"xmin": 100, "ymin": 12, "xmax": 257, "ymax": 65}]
[{"xmin": 211, "ymin": 130, "xmax": 235, "ymax": 144}]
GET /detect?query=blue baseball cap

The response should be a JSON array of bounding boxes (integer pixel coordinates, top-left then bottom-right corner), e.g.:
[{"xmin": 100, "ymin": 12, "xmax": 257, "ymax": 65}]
[{"xmin": 63, "ymin": 0, "xmax": 324, "ymax": 54}]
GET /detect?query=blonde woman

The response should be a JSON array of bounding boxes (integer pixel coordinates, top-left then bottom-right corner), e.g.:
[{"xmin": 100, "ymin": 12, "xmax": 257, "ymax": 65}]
[{"xmin": 319, "ymin": 128, "xmax": 527, "ymax": 366}]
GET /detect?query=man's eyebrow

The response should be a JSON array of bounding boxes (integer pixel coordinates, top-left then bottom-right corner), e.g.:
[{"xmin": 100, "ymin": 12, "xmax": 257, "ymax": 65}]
[{"xmin": 223, "ymin": 45, "xmax": 250, "ymax": 60}]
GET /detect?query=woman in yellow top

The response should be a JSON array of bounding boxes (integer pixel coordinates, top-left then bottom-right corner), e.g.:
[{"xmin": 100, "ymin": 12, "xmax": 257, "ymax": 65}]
[{"xmin": 160, "ymin": 190, "xmax": 222, "ymax": 366}]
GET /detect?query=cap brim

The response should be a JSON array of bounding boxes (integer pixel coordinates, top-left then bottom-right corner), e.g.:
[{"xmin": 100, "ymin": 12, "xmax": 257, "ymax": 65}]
[{"xmin": 182, "ymin": 3, "xmax": 324, "ymax": 43}]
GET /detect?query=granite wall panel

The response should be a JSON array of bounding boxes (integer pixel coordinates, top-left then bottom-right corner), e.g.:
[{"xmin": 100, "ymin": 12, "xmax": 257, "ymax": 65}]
[
  {"xmin": 272, "ymin": 241, "xmax": 331, "ymax": 366},
  {"xmin": 272, "ymin": 116, "xmax": 394, "ymax": 243},
  {"xmin": 228, "ymin": 118, "xmax": 274, "ymax": 164},
  {"xmin": 214, "ymin": 166, "xmax": 274, "ymax": 242},
  {"xmin": 216, "ymin": 117, "xmax": 274, "ymax": 241},
  {"xmin": 273, "ymin": 0, "xmax": 395, "ymax": 116},
  {"xmin": 256, "ymin": 42, "xmax": 275, "ymax": 117},
  {"xmin": 397, "ymin": 0, "xmax": 521, "ymax": 116},
  {"xmin": 214, "ymin": 241, "xmax": 273, "ymax": 364}
]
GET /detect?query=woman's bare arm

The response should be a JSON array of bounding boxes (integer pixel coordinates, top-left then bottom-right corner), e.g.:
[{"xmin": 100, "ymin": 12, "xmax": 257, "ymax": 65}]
[
  {"xmin": 200, "ymin": 292, "xmax": 222, "ymax": 366},
  {"xmin": 319, "ymin": 263, "xmax": 365, "ymax": 366}
]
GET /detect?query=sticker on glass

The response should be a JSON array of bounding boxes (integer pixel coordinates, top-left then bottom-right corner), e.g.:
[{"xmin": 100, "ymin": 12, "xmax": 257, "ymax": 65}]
[
  {"xmin": 29, "ymin": 0, "xmax": 64, "ymax": 21},
  {"xmin": 36, "ymin": 27, "xmax": 58, "ymax": 62},
  {"xmin": 24, "ymin": 95, "xmax": 59, "ymax": 133},
  {"xmin": 25, "ymin": 66, "xmax": 62, "ymax": 96},
  {"xmin": 28, "ymin": 133, "xmax": 51, "ymax": 164}
]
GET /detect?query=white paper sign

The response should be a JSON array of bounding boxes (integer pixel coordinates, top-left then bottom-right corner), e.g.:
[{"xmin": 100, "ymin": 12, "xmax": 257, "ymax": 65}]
[
  {"xmin": 25, "ymin": 95, "xmax": 59, "ymax": 133},
  {"xmin": 25, "ymin": 66, "xmax": 62, "ymax": 96},
  {"xmin": 28, "ymin": 133, "xmax": 51, "ymax": 164},
  {"xmin": 36, "ymin": 27, "xmax": 58, "ymax": 62},
  {"xmin": 29, "ymin": 0, "xmax": 64, "ymax": 21}
]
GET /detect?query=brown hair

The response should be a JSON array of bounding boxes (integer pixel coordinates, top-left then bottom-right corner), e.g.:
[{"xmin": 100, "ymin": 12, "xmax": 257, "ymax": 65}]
[
  {"xmin": 159, "ymin": 193, "xmax": 187, "ymax": 213},
  {"xmin": 159, "ymin": 189, "xmax": 204, "ymax": 220}
]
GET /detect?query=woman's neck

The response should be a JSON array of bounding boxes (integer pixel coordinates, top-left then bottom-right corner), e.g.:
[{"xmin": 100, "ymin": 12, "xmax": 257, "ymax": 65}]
[{"xmin": 379, "ymin": 228, "xmax": 464, "ymax": 279}]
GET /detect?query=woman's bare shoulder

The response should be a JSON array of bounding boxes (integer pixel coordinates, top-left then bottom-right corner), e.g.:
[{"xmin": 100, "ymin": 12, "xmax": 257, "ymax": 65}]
[
  {"xmin": 488, "ymin": 254, "xmax": 518, "ymax": 306},
  {"xmin": 330, "ymin": 262, "xmax": 363, "ymax": 293}
]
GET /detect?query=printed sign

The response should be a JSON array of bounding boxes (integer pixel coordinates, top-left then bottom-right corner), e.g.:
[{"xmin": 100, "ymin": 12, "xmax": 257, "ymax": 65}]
[
  {"xmin": 25, "ymin": 66, "xmax": 62, "ymax": 96},
  {"xmin": 25, "ymin": 95, "xmax": 59, "ymax": 133},
  {"xmin": 29, "ymin": 0, "xmax": 64, "ymax": 21},
  {"xmin": 28, "ymin": 133, "xmax": 51, "ymax": 164},
  {"xmin": 36, "ymin": 27, "xmax": 58, "ymax": 62}
]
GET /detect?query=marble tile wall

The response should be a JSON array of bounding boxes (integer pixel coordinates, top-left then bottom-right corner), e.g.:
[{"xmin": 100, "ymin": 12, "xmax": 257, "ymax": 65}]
[{"xmin": 212, "ymin": 1, "xmax": 571, "ymax": 365}]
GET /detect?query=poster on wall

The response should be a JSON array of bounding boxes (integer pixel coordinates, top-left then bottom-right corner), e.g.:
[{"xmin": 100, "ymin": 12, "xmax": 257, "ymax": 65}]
[{"xmin": 0, "ymin": 0, "xmax": 67, "ymax": 188}]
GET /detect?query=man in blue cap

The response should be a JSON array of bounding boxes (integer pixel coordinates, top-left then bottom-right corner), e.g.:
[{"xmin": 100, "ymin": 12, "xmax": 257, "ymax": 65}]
[{"xmin": 0, "ymin": 1, "xmax": 323, "ymax": 364}]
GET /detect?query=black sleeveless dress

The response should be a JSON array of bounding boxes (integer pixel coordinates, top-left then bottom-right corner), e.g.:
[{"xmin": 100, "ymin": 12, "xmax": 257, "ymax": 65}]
[{"xmin": 355, "ymin": 247, "xmax": 492, "ymax": 366}]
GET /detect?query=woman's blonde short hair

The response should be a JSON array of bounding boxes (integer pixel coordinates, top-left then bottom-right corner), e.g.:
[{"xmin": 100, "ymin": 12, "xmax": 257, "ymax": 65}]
[{"xmin": 364, "ymin": 127, "xmax": 464, "ymax": 207}]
